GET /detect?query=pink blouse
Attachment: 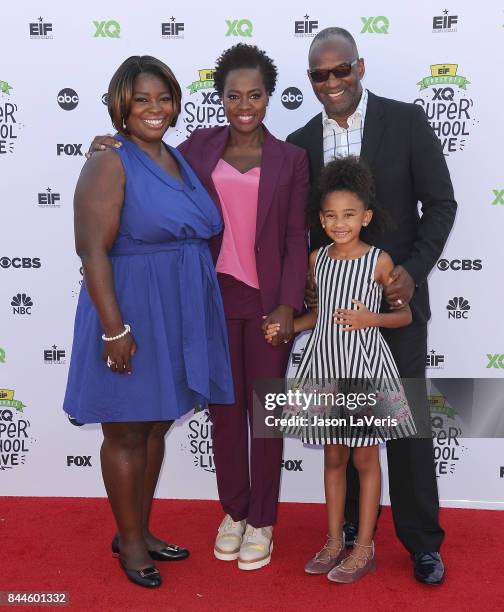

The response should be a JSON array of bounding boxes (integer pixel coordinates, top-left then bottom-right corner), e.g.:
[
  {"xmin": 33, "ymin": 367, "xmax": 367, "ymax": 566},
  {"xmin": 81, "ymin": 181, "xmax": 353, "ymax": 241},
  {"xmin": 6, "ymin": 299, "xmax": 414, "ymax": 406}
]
[{"xmin": 212, "ymin": 158, "xmax": 260, "ymax": 289}]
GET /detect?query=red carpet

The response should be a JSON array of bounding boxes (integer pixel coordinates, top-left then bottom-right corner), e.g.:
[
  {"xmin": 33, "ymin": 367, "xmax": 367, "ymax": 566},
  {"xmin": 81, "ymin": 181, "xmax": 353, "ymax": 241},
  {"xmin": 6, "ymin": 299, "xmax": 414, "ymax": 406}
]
[{"xmin": 1, "ymin": 498, "xmax": 502, "ymax": 611}]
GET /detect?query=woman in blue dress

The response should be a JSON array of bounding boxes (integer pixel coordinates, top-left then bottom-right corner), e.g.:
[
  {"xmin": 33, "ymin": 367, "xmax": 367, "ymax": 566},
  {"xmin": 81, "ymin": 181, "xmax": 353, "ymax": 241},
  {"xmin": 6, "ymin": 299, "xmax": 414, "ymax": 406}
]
[{"xmin": 63, "ymin": 56, "xmax": 234, "ymax": 588}]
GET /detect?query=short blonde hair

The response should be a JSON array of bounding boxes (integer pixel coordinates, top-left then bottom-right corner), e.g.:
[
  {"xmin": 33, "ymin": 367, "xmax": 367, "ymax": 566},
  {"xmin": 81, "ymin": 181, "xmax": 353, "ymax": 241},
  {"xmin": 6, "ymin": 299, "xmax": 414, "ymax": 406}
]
[{"xmin": 108, "ymin": 56, "xmax": 182, "ymax": 133}]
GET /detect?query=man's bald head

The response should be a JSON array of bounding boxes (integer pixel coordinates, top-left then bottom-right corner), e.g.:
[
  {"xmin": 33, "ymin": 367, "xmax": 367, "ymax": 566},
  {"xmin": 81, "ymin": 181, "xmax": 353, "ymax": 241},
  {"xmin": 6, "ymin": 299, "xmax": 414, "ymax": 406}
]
[{"xmin": 309, "ymin": 27, "xmax": 359, "ymax": 63}]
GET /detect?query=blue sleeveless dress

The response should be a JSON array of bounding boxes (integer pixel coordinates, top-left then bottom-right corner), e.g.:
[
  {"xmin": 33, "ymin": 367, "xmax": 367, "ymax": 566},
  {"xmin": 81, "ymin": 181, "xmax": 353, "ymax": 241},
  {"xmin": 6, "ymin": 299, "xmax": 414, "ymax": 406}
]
[{"xmin": 63, "ymin": 135, "xmax": 234, "ymax": 423}]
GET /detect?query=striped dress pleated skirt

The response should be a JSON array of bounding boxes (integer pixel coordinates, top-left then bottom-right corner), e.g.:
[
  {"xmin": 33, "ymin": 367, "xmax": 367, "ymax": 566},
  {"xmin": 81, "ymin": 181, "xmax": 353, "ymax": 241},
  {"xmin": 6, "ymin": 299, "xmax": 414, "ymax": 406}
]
[{"xmin": 284, "ymin": 245, "xmax": 417, "ymax": 446}]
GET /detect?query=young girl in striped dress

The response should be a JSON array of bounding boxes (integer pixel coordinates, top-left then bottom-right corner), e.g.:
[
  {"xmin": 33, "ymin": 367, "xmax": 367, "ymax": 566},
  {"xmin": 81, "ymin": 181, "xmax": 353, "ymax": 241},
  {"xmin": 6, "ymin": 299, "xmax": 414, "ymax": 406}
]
[{"xmin": 265, "ymin": 157, "xmax": 416, "ymax": 583}]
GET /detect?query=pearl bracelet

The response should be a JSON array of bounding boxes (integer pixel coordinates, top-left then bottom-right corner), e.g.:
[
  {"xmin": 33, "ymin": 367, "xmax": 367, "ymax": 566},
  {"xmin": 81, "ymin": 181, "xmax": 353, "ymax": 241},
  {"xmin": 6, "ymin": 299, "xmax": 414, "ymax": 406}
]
[{"xmin": 102, "ymin": 324, "xmax": 131, "ymax": 342}]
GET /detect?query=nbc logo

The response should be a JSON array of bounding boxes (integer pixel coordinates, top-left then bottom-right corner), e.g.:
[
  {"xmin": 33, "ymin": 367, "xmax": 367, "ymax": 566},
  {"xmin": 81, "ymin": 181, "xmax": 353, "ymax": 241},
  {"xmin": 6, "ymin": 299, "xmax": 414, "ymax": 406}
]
[
  {"xmin": 11, "ymin": 293, "xmax": 33, "ymax": 315},
  {"xmin": 446, "ymin": 296, "xmax": 470, "ymax": 319}
]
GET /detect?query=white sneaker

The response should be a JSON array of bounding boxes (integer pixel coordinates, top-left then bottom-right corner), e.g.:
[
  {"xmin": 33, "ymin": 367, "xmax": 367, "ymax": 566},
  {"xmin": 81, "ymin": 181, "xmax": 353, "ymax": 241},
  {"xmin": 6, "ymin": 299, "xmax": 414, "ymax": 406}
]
[
  {"xmin": 238, "ymin": 525, "xmax": 273, "ymax": 571},
  {"xmin": 214, "ymin": 514, "xmax": 247, "ymax": 561}
]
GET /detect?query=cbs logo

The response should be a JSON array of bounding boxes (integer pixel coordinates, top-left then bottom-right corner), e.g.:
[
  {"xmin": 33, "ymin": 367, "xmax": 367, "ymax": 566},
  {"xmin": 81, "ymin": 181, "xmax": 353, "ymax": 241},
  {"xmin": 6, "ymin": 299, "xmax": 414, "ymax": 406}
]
[{"xmin": 437, "ymin": 259, "xmax": 482, "ymax": 271}]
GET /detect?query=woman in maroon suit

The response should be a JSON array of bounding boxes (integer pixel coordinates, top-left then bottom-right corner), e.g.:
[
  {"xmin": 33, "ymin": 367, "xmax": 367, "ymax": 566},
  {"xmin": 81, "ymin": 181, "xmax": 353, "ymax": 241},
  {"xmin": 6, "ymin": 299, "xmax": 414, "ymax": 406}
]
[
  {"xmin": 178, "ymin": 44, "xmax": 308, "ymax": 570},
  {"xmin": 88, "ymin": 44, "xmax": 309, "ymax": 570}
]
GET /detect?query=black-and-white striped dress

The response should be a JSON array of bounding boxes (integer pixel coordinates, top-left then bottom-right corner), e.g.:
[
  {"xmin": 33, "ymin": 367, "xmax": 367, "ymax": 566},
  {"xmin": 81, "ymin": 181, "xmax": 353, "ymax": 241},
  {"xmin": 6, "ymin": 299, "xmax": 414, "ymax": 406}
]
[{"xmin": 286, "ymin": 245, "xmax": 416, "ymax": 446}]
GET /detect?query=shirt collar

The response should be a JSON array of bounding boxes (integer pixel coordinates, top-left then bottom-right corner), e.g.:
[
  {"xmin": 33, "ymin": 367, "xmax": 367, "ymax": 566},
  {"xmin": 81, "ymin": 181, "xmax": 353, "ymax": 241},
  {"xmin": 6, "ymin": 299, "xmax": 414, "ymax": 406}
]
[{"xmin": 322, "ymin": 88, "xmax": 368, "ymax": 129}]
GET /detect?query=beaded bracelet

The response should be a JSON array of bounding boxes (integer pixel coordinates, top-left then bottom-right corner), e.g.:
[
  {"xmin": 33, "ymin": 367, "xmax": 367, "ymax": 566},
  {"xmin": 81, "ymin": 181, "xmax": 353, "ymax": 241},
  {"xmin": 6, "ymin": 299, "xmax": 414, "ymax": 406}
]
[{"xmin": 102, "ymin": 324, "xmax": 131, "ymax": 342}]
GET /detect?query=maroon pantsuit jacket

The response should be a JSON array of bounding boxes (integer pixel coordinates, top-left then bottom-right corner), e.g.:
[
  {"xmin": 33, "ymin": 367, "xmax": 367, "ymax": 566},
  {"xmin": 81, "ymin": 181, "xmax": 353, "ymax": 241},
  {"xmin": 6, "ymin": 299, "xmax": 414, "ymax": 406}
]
[{"xmin": 178, "ymin": 125, "xmax": 309, "ymax": 314}]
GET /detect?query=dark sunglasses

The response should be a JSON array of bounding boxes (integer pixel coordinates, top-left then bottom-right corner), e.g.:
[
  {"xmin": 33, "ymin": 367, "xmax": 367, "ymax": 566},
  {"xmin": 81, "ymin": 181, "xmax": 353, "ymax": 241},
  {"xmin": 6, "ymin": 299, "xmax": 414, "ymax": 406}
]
[{"xmin": 308, "ymin": 59, "xmax": 359, "ymax": 83}]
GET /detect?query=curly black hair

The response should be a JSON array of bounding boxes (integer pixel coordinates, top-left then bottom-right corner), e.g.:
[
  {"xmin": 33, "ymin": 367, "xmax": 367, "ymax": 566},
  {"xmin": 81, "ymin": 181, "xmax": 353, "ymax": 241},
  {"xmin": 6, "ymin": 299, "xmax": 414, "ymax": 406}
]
[
  {"xmin": 319, "ymin": 156, "xmax": 375, "ymax": 208},
  {"xmin": 213, "ymin": 43, "xmax": 278, "ymax": 96},
  {"xmin": 309, "ymin": 156, "xmax": 389, "ymax": 240}
]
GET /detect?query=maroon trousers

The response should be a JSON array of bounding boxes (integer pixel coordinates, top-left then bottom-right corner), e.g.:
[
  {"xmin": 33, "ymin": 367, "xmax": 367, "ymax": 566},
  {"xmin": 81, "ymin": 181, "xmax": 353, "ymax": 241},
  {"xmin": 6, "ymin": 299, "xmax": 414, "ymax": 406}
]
[{"xmin": 209, "ymin": 274, "xmax": 291, "ymax": 528}]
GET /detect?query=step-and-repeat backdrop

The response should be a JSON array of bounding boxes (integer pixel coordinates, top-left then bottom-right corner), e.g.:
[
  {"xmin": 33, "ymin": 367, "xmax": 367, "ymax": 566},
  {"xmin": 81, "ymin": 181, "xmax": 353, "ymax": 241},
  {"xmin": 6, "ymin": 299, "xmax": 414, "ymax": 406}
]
[{"xmin": 1, "ymin": 1, "xmax": 503, "ymax": 509}]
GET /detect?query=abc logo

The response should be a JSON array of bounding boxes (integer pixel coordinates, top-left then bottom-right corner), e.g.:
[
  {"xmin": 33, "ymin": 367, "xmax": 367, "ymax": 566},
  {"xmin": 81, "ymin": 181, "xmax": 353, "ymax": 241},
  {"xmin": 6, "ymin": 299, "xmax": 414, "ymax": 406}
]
[
  {"xmin": 281, "ymin": 87, "xmax": 303, "ymax": 110},
  {"xmin": 101, "ymin": 93, "xmax": 108, "ymax": 105},
  {"xmin": 57, "ymin": 88, "xmax": 79, "ymax": 111}
]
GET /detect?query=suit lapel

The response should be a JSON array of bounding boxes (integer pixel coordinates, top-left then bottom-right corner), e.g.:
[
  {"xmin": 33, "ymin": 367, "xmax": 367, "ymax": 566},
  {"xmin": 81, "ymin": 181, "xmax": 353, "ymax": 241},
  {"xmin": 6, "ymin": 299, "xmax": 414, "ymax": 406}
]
[
  {"xmin": 304, "ymin": 113, "xmax": 324, "ymax": 180},
  {"xmin": 200, "ymin": 126, "xmax": 230, "ymax": 216},
  {"xmin": 256, "ymin": 126, "xmax": 284, "ymax": 239},
  {"xmin": 360, "ymin": 91, "xmax": 385, "ymax": 168}
]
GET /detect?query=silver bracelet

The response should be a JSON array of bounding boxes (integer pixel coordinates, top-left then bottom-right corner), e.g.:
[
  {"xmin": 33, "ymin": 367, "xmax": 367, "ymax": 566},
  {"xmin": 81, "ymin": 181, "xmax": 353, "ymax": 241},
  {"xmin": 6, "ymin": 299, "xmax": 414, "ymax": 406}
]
[{"xmin": 102, "ymin": 324, "xmax": 131, "ymax": 342}]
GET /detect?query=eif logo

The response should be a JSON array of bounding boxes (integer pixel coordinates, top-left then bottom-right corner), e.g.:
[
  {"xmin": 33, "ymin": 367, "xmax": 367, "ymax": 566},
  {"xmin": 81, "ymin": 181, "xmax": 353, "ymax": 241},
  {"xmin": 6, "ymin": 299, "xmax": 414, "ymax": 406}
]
[
  {"xmin": 161, "ymin": 16, "xmax": 185, "ymax": 39},
  {"xmin": 361, "ymin": 16, "xmax": 389, "ymax": 34},
  {"xmin": 38, "ymin": 187, "xmax": 61, "ymax": 208},
  {"xmin": 426, "ymin": 350, "xmax": 445, "ymax": 369},
  {"xmin": 225, "ymin": 19, "xmax": 253, "ymax": 37},
  {"xmin": 29, "ymin": 17, "xmax": 53, "ymax": 39},
  {"xmin": 294, "ymin": 14, "xmax": 319, "ymax": 37},
  {"xmin": 57, "ymin": 143, "xmax": 83, "ymax": 156},
  {"xmin": 486, "ymin": 354, "xmax": 504, "ymax": 369},
  {"xmin": 93, "ymin": 20, "xmax": 120, "ymax": 38},
  {"xmin": 11, "ymin": 293, "xmax": 33, "ymax": 315},
  {"xmin": 44, "ymin": 345, "xmax": 66, "ymax": 364},
  {"xmin": 446, "ymin": 297, "xmax": 470, "ymax": 319},
  {"xmin": 57, "ymin": 88, "xmax": 79, "ymax": 111},
  {"xmin": 433, "ymin": 9, "xmax": 458, "ymax": 33},
  {"xmin": 281, "ymin": 87, "xmax": 303, "ymax": 110},
  {"xmin": 492, "ymin": 189, "xmax": 504, "ymax": 205},
  {"xmin": 67, "ymin": 455, "xmax": 92, "ymax": 467}
]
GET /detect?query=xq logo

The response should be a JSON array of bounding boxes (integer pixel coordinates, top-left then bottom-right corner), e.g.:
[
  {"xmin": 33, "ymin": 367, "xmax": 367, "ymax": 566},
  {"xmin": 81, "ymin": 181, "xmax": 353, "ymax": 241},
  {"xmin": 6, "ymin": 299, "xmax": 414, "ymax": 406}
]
[
  {"xmin": 492, "ymin": 189, "xmax": 504, "ymax": 205},
  {"xmin": 432, "ymin": 87, "xmax": 455, "ymax": 101},
  {"xmin": 361, "ymin": 16, "xmax": 389, "ymax": 34},
  {"xmin": 201, "ymin": 91, "xmax": 222, "ymax": 105},
  {"xmin": 93, "ymin": 20, "xmax": 120, "ymax": 38},
  {"xmin": 225, "ymin": 19, "xmax": 253, "ymax": 37},
  {"xmin": 281, "ymin": 459, "xmax": 303, "ymax": 472},
  {"xmin": 487, "ymin": 354, "xmax": 504, "ymax": 369},
  {"xmin": 67, "ymin": 455, "xmax": 92, "ymax": 467}
]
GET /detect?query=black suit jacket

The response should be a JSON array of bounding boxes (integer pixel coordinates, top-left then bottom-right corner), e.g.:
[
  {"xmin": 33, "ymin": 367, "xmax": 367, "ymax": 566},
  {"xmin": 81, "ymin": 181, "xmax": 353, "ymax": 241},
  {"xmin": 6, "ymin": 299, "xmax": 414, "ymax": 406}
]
[{"xmin": 286, "ymin": 90, "xmax": 457, "ymax": 324}]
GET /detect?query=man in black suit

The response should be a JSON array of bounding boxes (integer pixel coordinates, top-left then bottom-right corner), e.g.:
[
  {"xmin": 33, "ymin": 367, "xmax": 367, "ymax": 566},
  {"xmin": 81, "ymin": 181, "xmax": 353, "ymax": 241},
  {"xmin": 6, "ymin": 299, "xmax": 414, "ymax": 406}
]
[{"xmin": 287, "ymin": 27, "xmax": 456, "ymax": 585}]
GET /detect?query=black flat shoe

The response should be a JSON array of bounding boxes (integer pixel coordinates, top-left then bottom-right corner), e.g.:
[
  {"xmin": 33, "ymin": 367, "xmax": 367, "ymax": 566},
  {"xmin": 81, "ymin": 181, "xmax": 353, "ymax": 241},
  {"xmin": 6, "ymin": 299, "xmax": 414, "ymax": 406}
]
[
  {"xmin": 411, "ymin": 552, "xmax": 445, "ymax": 585},
  {"xmin": 112, "ymin": 533, "xmax": 190, "ymax": 561},
  {"xmin": 148, "ymin": 544, "xmax": 190, "ymax": 561},
  {"xmin": 118, "ymin": 558, "xmax": 162, "ymax": 589},
  {"xmin": 343, "ymin": 521, "xmax": 359, "ymax": 548}
]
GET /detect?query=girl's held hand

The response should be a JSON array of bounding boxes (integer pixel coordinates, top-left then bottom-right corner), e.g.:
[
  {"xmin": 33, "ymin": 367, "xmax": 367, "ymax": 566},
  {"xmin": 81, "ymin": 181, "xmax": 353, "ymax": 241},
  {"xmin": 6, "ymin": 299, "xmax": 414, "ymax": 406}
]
[
  {"xmin": 264, "ymin": 323, "xmax": 281, "ymax": 344},
  {"xmin": 333, "ymin": 299, "xmax": 376, "ymax": 331},
  {"xmin": 102, "ymin": 333, "xmax": 138, "ymax": 374}
]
